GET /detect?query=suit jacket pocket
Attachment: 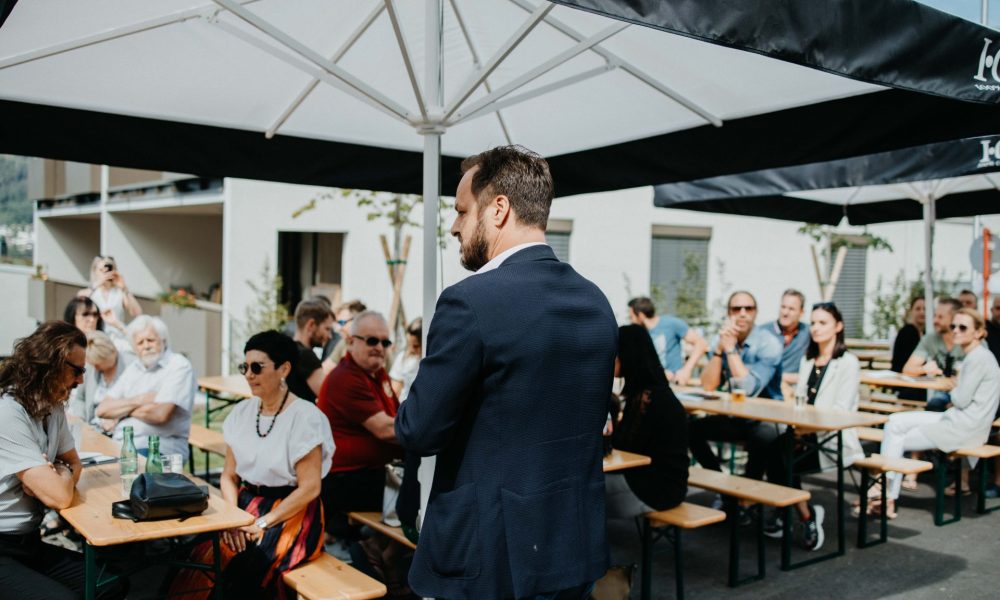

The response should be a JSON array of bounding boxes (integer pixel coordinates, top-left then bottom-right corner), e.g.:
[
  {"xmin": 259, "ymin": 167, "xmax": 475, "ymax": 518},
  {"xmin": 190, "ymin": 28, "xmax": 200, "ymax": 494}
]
[
  {"xmin": 422, "ymin": 482, "xmax": 481, "ymax": 579},
  {"xmin": 500, "ymin": 481, "xmax": 584, "ymax": 578}
]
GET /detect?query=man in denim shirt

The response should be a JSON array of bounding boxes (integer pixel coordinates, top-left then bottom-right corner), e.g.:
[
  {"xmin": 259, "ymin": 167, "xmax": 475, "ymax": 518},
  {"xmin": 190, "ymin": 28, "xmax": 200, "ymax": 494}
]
[
  {"xmin": 762, "ymin": 289, "xmax": 810, "ymax": 400},
  {"xmin": 689, "ymin": 291, "xmax": 784, "ymax": 487}
]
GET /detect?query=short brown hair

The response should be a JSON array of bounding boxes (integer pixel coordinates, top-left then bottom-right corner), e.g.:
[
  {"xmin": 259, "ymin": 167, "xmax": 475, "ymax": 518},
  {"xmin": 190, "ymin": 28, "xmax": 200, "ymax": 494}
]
[
  {"xmin": 782, "ymin": 289, "xmax": 806, "ymax": 310},
  {"xmin": 295, "ymin": 299, "xmax": 332, "ymax": 330},
  {"xmin": 461, "ymin": 145, "xmax": 553, "ymax": 229},
  {"xmin": 335, "ymin": 299, "xmax": 367, "ymax": 316},
  {"xmin": 0, "ymin": 321, "xmax": 86, "ymax": 419},
  {"xmin": 628, "ymin": 297, "xmax": 656, "ymax": 318}
]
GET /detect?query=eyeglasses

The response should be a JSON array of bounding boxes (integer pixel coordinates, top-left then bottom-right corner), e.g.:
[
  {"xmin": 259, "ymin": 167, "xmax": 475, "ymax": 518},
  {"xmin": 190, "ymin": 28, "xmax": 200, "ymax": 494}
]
[
  {"xmin": 728, "ymin": 305, "xmax": 757, "ymax": 314},
  {"xmin": 337, "ymin": 318, "xmax": 353, "ymax": 327},
  {"xmin": 950, "ymin": 323, "xmax": 970, "ymax": 332},
  {"xmin": 812, "ymin": 301, "xmax": 836, "ymax": 310},
  {"xmin": 67, "ymin": 362, "xmax": 86, "ymax": 377},
  {"xmin": 353, "ymin": 335, "xmax": 393, "ymax": 348},
  {"xmin": 79, "ymin": 311, "xmax": 99, "ymax": 318},
  {"xmin": 238, "ymin": 361, "xmax": 270, "ymax": 375}
]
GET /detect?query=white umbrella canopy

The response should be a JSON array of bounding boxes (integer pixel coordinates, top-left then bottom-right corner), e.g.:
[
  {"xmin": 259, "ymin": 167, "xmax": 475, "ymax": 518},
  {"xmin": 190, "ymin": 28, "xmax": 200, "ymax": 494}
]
[{"xmin": 3, "ymin": 0, "xmax": 1000, "ymax": 330}]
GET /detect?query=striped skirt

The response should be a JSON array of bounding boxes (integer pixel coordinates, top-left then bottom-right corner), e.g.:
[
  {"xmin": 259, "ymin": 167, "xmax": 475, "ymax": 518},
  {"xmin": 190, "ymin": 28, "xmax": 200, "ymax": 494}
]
[{"xmin": 170, "ymin": 486, "xmax": 325, "ymax": 599}]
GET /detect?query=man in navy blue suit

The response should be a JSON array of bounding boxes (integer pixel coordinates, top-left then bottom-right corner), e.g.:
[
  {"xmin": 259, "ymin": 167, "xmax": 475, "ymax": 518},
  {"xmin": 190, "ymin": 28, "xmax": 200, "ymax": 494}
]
[{"xmin": 395, "ymin": 146, "xmax": 618, "ymax": 600}]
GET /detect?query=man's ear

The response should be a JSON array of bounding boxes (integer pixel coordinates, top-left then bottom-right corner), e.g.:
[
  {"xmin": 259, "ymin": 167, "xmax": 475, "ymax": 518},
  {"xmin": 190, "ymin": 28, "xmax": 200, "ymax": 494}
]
[{"xmin": 489, "ymin": 194, "xmax": 511, "ymax": 228}]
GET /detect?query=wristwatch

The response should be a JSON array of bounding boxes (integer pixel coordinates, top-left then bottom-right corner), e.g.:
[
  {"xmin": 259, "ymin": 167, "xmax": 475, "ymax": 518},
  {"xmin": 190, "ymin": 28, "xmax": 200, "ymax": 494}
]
[
  {"xmin": 725, "ymin": 348, "xmax": 738, "ymax": 355},
  {"xmin": 255, "ymin": 516, "xmax": 269, "ymax": 530}
]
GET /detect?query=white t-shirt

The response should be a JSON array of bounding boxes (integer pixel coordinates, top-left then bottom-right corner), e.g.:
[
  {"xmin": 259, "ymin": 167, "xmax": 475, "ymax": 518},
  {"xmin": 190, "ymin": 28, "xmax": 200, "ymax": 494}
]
[
  {"xmin": 389, "ymin": 353, "xmax": 420, "ymax": 403},
  {"xmin": 222, "ymin": 396, "xmax": 335, "ymax": 488},
  {"xmin": 0, "ymin": 395, "xmax": 74, "ymax": 534}
]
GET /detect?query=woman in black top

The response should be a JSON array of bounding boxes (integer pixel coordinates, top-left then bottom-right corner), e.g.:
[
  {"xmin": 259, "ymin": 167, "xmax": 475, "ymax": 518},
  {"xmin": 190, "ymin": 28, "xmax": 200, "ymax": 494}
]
[
  {"xmin": 611, "ymin": 324, "xmax": 689, "ymax": 511},
  {"xmin": 891, "ymin": 297, "xmax": 925, "ymax": 402}
]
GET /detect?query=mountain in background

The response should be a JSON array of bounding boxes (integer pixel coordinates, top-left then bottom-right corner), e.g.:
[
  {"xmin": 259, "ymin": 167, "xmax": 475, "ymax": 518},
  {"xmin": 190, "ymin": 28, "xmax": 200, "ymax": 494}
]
[{"xmin": 0, "ymin": 155, "xmax": 30, "ymax": 225}]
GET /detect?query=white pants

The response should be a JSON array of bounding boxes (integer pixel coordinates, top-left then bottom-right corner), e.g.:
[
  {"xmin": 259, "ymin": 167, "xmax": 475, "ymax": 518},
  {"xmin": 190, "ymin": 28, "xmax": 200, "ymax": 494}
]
[{"xmin": 879, "ymin": 411, "xmax": 941, "ymax": 500}]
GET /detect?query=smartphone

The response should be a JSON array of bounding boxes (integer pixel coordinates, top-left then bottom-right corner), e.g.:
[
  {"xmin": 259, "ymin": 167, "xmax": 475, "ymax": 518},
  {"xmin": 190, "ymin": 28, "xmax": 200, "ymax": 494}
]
[{"xmin": 103, "ymin": 262, "xmax": 114, "ymax": 273}]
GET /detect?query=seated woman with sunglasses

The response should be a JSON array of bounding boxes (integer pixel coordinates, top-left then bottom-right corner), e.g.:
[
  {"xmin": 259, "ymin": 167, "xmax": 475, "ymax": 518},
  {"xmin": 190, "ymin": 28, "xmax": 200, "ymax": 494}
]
[
  {"xmin": 877, "ymin": 308, "xmax": 1000, "ymax": 518},
  {"xmin": 171, "ymin": 331, "xmax": 334, "ymax": 599}
]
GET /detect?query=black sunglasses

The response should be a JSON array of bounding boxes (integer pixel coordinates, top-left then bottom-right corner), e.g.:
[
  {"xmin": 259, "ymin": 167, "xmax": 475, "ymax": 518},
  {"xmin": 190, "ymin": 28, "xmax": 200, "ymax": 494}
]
[
  {"xmin": 812, "ymin": 301, "xmax": 837, "ymax": 310},
  {"xmin": 728, "ymin": 305, "xmax": 756, "ymax": 313},
  {"xmin": 238, "ymin": 361, "xmax": 270, "ymax": 375},
  {"xmin": 353, "ymin": 335, "xmax": 393, "ymax": 348},
  {"xmin": 950, "ymin": 323, "xmax": 970, "ymax": 332},
  {"xmin": 67, "ymin": 362, "xmax": 86, "ymax": 377}
]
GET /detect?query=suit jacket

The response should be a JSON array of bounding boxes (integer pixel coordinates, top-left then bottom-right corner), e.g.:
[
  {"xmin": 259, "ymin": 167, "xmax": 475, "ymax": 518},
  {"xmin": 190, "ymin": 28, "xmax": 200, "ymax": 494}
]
[
  {"xmin": 396, "ymin": 245, "xmax": 618, "ymax": 599},
  {"xmin": 794, "ymin": 352, "xmax": 864, "ymax": 469}
]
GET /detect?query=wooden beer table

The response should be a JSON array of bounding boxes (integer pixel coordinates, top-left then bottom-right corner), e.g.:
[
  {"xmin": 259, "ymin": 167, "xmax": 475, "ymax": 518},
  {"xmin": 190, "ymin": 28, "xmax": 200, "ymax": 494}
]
[
  {"xmin": 860, "ymin": 370, "xmax": 953, "ymax": 392},
  {"xmin": 197, "ymin": 375, "xmax": 252, "ymax": 427},
  {"xmin": 675, "ymin": 389, "xmax": 887, "ymax": 570},
  {"xmin": 63, "ymin": 426, "xmax": 253, "ymax": 599}
]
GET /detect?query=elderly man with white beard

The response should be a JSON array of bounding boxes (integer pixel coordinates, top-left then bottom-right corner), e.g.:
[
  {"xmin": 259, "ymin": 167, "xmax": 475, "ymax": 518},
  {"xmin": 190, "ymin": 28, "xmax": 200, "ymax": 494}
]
[{"xmin": 96, "ymin": 315, "xmax": 196, "ymax": 460}]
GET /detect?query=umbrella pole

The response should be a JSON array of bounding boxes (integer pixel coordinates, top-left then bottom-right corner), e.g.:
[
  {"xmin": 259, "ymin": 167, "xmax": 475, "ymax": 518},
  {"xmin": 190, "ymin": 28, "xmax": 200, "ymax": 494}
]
[{"xmin": 923, "ymin": 196, "xmax": 936, "ymax": 336}]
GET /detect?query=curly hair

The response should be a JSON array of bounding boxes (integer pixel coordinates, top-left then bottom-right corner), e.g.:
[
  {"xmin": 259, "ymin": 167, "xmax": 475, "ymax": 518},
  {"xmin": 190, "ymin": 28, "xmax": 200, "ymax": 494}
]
[{"xmin": 0, "ymin": 321, "xmax": 86, "ymax": 419}]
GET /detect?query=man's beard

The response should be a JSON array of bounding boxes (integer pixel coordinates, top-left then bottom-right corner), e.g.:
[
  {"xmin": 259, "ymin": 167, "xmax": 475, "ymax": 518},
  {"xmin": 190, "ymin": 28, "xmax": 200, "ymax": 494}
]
[
  {"xmin": 140, "ymin": 351, "xmax": 162, "ymax": 368},
  {"xmin": 459, "ymin": 217, "xmax": 490, "ymax": 272}
]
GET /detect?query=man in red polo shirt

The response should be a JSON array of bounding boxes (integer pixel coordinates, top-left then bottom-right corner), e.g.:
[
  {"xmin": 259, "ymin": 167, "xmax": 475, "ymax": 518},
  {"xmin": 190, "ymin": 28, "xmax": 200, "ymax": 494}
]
[{"xmin": 318, "ymin": 310, "xmax": 402, "ymax": 542}]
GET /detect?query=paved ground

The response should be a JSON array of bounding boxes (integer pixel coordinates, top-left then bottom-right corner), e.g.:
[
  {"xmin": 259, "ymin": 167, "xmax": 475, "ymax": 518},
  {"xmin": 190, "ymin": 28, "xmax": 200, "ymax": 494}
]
[{"xmin": 610, "ymin": 469, "xmax": 1000, "ymax": 599}]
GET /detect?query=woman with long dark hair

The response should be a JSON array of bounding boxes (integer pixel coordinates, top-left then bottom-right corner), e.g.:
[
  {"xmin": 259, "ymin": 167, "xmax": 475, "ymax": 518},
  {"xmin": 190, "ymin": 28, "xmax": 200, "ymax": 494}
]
[{"xmin": 608, "ymin": 324, "xmax": 688, "ymax": 514}]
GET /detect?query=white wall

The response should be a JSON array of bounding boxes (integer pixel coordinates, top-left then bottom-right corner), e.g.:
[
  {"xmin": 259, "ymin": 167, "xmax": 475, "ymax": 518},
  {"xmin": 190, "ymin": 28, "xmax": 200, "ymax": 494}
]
[
  {"xmin": 0, "ymin": 265, "xmax": 37, "ymax": 353},
  {"xmin": 35, "ymin": 216, "xmax": 100, "ymax": 284},
  {"xmin": 106, "ymin": 212, "xmax": 223, "ymax": 299}
]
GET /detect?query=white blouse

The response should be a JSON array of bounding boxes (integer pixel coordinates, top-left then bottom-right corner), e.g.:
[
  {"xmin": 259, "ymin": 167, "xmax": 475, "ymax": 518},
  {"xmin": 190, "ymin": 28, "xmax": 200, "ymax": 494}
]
[{"xmin": 222, "ymin": 396, "xmax": 335, "ymax": 487}]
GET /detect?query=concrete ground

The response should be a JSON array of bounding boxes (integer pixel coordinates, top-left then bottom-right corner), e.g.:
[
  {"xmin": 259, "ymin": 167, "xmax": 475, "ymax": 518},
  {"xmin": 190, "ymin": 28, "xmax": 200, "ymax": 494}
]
[{"xmin": 609, "ymin": 469, "xmax": 1000, "ymax": 599}]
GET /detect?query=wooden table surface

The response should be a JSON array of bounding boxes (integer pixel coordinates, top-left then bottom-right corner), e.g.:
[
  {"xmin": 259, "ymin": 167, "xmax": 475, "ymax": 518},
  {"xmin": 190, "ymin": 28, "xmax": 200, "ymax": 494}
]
[
  {"xmin": 852, "ymin": 350, "xmax": 892, "ymax": 363},
  {"xmin": 603, "ymin": 449, "xmax": 652, "ymax": 472},
  {"xmin": 860, "ymin": 371, "xmax": 953, "ymax": 392},
  {"xmin": 61, "ymin": 427, "xmax": 253, "ymax": 547},
  {"xmin": 197, "ymin": 375, "xmax": 252, "ymax": 398},
  {"xmin": 349, "ymin": 512, "xmax": 416, "ymax": 550},
  {"xmin": 846, "ymin": 339, "xmax": 891, "ymax": 351},
  {"xmin": 676, "ymin": 392, "xmax": 887, "ymax": 431}
]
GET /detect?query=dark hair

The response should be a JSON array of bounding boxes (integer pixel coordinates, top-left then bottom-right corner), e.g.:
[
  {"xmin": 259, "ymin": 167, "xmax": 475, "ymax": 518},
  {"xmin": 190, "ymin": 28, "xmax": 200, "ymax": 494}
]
[
  {"xmin": 244, "ymin": 330, "xmax": 298, "ymax": 372},
  {"xmin": 908, "ymin": 296, "xmax": 925, "ymax": 310},
  {"xmin": 782, "ymin": 289, "xmax": 806, "ymax": 310},
  {"xmin": 406, "ymin": 317, "xmax": 422, "ymax": 339},
  {"xmin": 336, "ymin": 299, "xmax": 367, "ymax": 315},
  {"xmin": 628, "ymin": 297, "xmax": 656, "ymax": 319},
  {"xmin": 0, "ymin": 321, "xmax": 87, "ymax": 419},
  {"xmin": 63, "ymin": 296, "xmax": 104, "ymax": 332},
  {"xmin": 806, "ymin": 302, "xmax": 847, "ymax": 360},
  {"xmin": 959, "ymin": 289, "xmax": 977, "ymax": 299},
  {"xmin": 294, "ymin": 299, "xmax": 332, "ymax": 329},
  {"xmin": 617, "ymin": 324, "xmax": 669, "ymax": 399},
  {"xmin": 727, "ymin": 290, "xmax": 757, "ymax": 309},
  {"xmin": 938, "ymin": 297, "xmax": 963, "ymax": 313},
  {"xmin": 460, "ymin": 145, "xmax": 553, "ymax": 229}
]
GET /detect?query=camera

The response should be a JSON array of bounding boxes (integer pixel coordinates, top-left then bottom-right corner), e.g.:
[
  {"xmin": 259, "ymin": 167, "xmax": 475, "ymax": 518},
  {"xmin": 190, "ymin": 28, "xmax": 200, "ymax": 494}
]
[{"xmin": 102, "ymin": 262, "xmax": 114, "ymax": 273}]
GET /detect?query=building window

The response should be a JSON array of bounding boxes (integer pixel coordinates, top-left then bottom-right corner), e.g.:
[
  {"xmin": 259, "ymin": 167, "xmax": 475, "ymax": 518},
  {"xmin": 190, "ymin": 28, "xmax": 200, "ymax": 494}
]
[
  {"xmin": 546, "ymin": 219, "xmax": 572, "ymax": 263},
  {"xmin": 650, "ymin": 225, "xmax": 710, "ymax": 318},
  {"xmin": 832, "ymin": 244, "xmax": 868, "ymax": 338},
  {"xmin": 277, "ymin": 231, "xmax": 344, "ymax": 310}
]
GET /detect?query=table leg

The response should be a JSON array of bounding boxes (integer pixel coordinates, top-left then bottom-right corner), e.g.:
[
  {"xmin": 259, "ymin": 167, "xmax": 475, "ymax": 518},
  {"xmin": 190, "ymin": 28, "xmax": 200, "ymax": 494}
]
[
  {"xmin": 212, "ymin": 533, "xmax": 224, "ymax": 600},
  {"xmin": 837, "ymin": 430, "xmax": 845, "ymax": 556},
  {"xmin": 84, "ymin": 542, "xmax": 96, "ymax": 600}
]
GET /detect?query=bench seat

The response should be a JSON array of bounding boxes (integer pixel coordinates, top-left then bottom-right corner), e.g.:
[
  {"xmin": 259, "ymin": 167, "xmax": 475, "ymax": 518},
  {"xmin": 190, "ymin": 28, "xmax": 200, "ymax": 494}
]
[
  {"xmin": 858, "ymin": 402, "xmax": 911, "ymax": 414},
  {"xmin": 646, "ymin": 502, "xmax": 726, "ymax": 529},
  {"xmin": 188, "ymin": 423, "xmax": 227, "ymax": 456},
  {"xmin": 687, "ymin": 466, "xmax": 809, "ymax": 507},
  {"xmin": 282, "ymin": 553, "xmax": 387, "ymax": 600},
  {"xmin": 856, "ymin": 427, "xmax": 884, "ymax": 443},
  {"xmin": 853, "ymin": 454, "xmax": 932, "ymax": 475},
  {"xmin": 641, "ymin": 502, "xmax": 726, "ymax": 600}
]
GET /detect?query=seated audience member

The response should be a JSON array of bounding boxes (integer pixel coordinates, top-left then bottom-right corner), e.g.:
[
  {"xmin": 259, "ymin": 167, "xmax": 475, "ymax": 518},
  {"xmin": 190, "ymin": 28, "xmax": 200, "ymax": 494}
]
[
  {"xmin": 289, "ymin": 298, "xmax": 334, "ymax": 402},
  {"xmin": 0, "ymin": 322, "xmax": 124, "ymax": 599},
  {"xmin": 606, "ymin": 324, "xmax": 689, "ymax": 518},
  {"xmin": 877, "ymin": 308, "xmax": 1000, "ymax": 518},
  {"xmin": 64, "ymin": 296, "xmax": 103, "ymax": 334},
  {"xmin": 318, "ymin": 311, "xmax": 402, "ymax": 539},
  {"xmin": 78, "ymin": 255, "xmax": 142, "ymax": 345},
  {"xmin": 902, "ymin": 298, "xmax": 963, "ymax": 411},
  {"xmin": 389, "ymin": 318, "xmax": 422, "ymax": 403},
  {"xmin": 958, "ymin": 289, "xmax": 978, "ymax": 310},
  {"xmin": 763, "ymin": 289, "xmax": 810, "ymax": 399},
  {"xmin": 627, "ymin": 296, "xmax": 708, "ymax": 385},
  {"xmin": 766, "ymin": 302, "xmax": 863, "ymax": 551},
  {"xmin": 95, "ymin": 316, "xmax": 195, "ymax": 460},
  {"xmin": 171, "ymin": 331, "xmax": 334, "ymax": 599},
  {"xmin": 689, "ymin": 291, "xmax": 783, "ymax": 490},
  {"xmin": 891, "ymin": 297, "xmax": 926, "ymax": 403},
  {"xmin": 68, "ymin": 331, "xmax": 132, "ymax": 424},
  {"xmin": 324, "ymin": 299, "xmax": 367, "ymax": 370}
]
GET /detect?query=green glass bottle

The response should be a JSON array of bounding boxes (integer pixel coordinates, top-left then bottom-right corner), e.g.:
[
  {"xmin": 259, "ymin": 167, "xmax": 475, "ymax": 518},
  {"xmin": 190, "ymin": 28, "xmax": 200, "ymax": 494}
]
[
  {"xmin": 119, "ymin": 426, "xmax": 138, "ymax": 477},
  {"xmin": 145, "ymin": 435, "xmax": 163, "ymax": 474}
]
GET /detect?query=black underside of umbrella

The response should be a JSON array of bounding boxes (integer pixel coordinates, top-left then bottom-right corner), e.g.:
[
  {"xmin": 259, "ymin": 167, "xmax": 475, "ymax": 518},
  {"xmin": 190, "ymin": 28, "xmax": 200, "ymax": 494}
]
[
  {"xmin": 652, "ymin": 196, "xmax": 846, "ymax": 225},
  {"xmin": 849, "ymin": 189, "xmax": 1000, "ymax": 225},
  {"xmin": 5, "ymin": 86, "xmax": 1000, "ymax": 199},
  {"xmin": 555, "ymin": 0, "xmax": 1000, "ymax": 105}
]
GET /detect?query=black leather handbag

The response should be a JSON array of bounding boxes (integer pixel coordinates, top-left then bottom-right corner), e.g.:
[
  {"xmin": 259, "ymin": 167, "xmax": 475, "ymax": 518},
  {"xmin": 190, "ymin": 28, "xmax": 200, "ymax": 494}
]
[{"xmin": 111, "ymin": 473, "xmax": 209, "ymax": 522}]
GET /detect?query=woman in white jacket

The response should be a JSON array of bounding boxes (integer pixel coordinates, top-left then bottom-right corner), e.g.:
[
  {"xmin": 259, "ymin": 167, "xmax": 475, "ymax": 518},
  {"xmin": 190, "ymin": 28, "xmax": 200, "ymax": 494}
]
[
  {"xmin": 877, "ymin": 307, "xmax": 1000, "ymax": 518},
  {"xmin": 774, "ymin": 302, "xmax": 862, "ymax": 551}
]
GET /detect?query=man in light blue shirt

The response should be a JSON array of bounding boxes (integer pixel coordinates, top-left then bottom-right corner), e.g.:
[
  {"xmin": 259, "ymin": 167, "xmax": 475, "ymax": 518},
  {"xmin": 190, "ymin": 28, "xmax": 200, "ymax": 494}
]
[
  {"xmin": 689, "ymin": 290, "xmax": 784, "ymax": 485},
  {"xmin": 762, "ymin": 289, "xmax": 810, "ymax": 400},
  {"xmin": 627, "ymin": 296, "xmax": 708, "ymax": 385}
]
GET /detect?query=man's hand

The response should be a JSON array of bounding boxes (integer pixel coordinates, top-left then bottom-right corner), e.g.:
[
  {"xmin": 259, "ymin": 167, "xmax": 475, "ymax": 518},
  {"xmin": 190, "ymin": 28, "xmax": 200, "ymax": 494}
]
[
  {"xmin": 673, "ymin": 368, "xmax": 693, "ymax": 386},
  {"xmin": 718, "ymin": 326, "xmax": 738, "ymax": 353}
]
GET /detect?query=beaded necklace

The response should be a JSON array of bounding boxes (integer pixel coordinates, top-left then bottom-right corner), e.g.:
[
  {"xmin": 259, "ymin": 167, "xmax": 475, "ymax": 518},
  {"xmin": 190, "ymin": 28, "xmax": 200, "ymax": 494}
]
[{"xmin": 256, "ymin": 387, "xmax": 290, "ymax": 438}]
